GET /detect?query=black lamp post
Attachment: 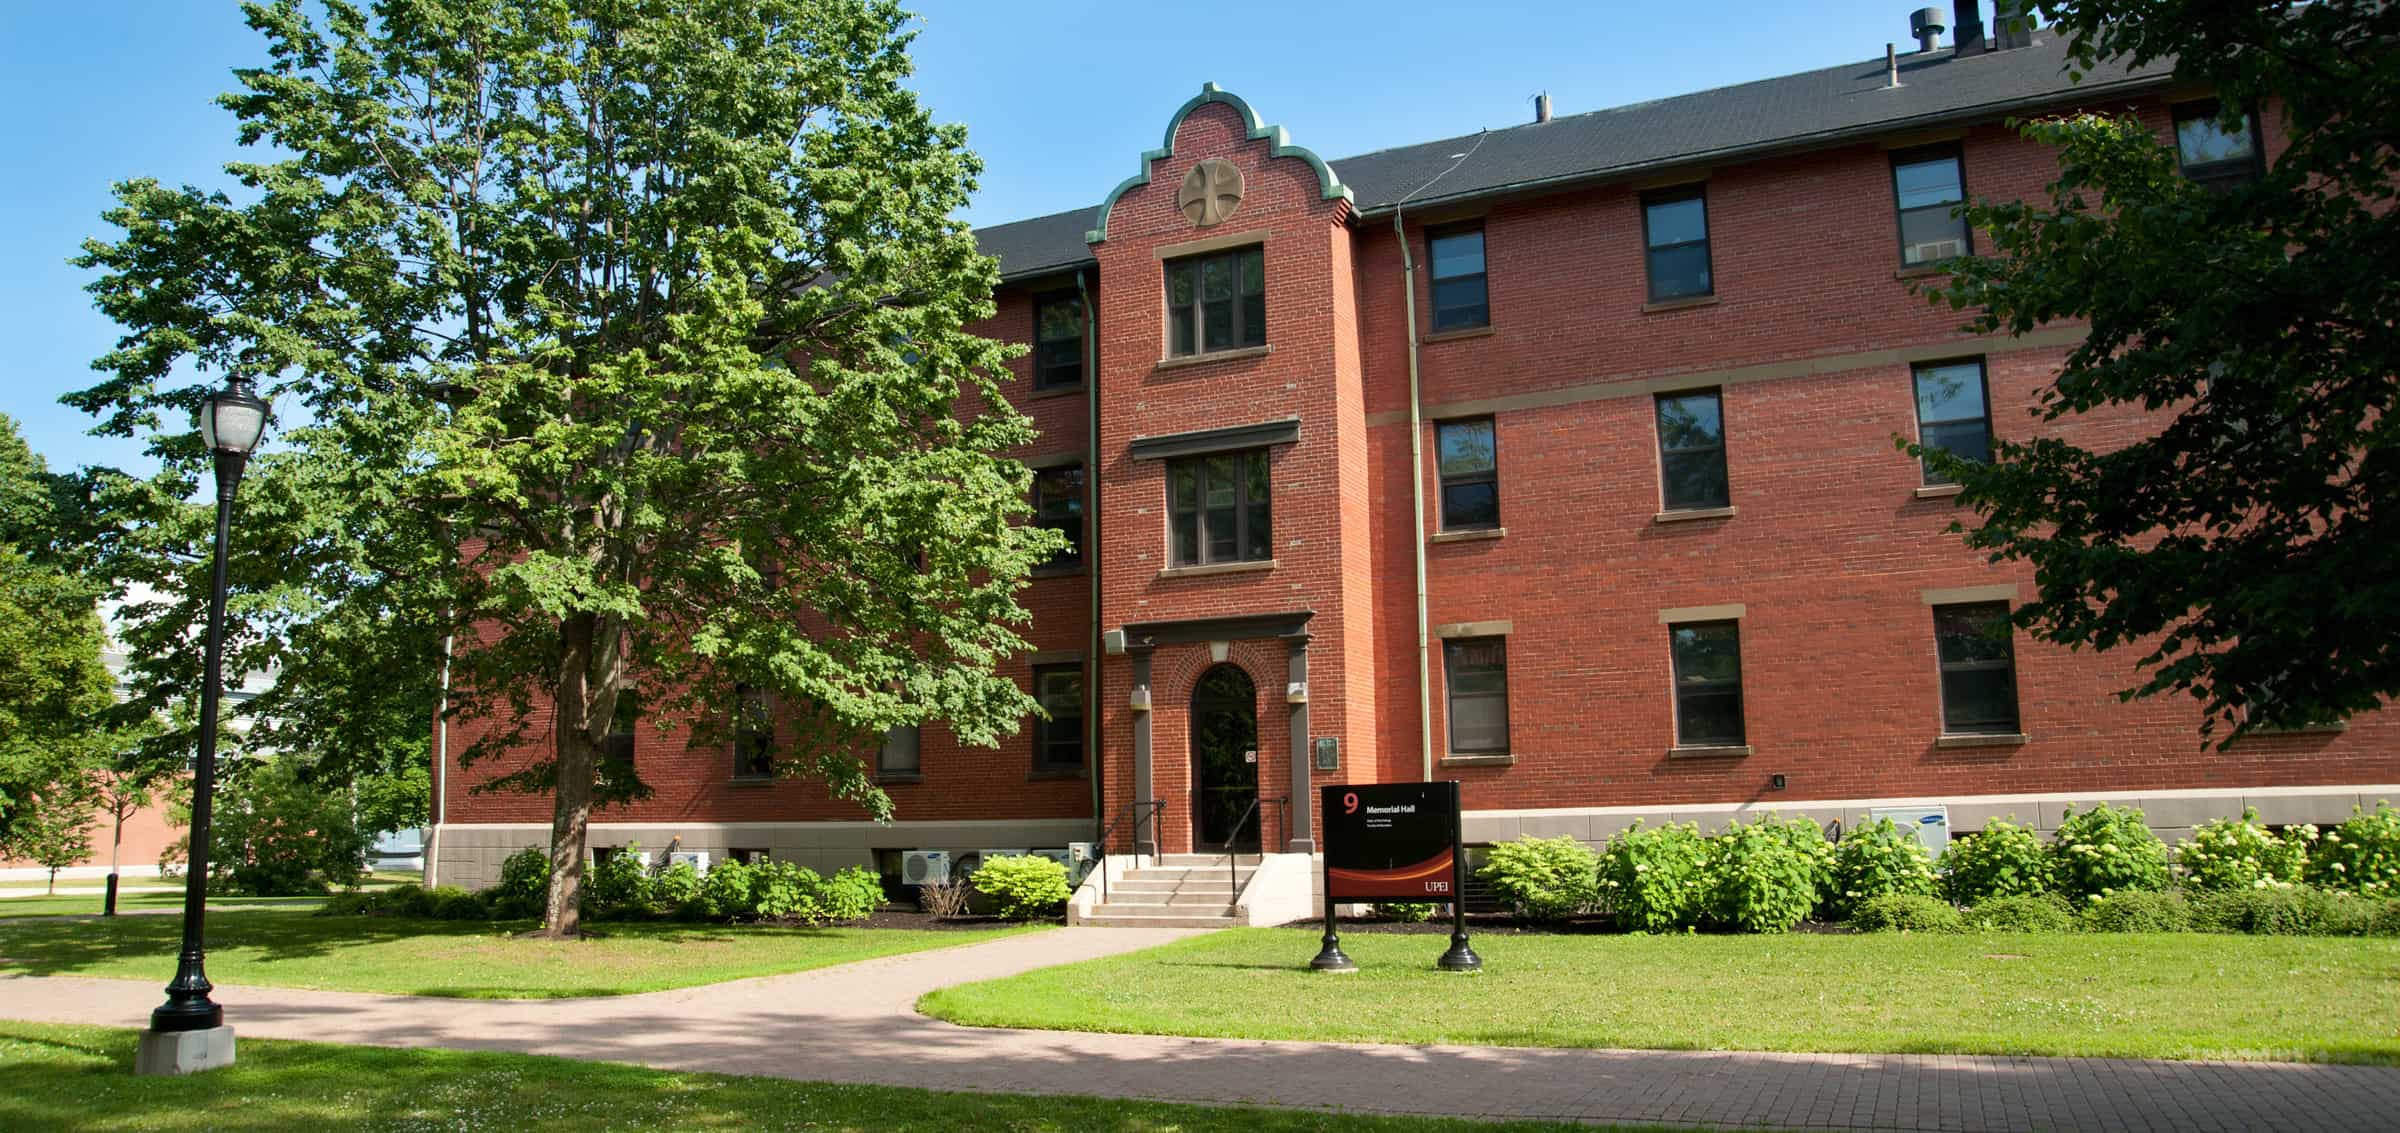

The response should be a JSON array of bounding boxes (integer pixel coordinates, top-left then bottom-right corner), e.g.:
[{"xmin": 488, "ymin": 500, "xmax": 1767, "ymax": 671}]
[{"xmin": 147, "ymin": 376, "xmax": 268, "ymax": 1044}]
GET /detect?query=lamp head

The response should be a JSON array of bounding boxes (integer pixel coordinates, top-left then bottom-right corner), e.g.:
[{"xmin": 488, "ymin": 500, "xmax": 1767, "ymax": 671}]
[{"xmin": 199, "ymin": 377, "xmax": 269, "ymax": 457}]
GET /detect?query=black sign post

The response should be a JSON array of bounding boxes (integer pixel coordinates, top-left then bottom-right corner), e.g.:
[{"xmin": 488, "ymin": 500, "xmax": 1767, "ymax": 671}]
[{"xmin": 1312, "ymin": 781, "xmax": 1481, "ymax": 973}]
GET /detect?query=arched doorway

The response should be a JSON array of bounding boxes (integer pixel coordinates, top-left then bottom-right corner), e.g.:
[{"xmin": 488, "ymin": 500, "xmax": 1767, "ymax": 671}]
[{"xmin": 1189, "ymin": 664, "xmax": 1260, "ymax": 852}]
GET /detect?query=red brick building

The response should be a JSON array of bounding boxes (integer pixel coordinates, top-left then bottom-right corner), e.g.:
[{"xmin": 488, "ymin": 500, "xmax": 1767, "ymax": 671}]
[{"xmin": 427, "ymin": 11, "xmax": 2397, "ymax": 892}]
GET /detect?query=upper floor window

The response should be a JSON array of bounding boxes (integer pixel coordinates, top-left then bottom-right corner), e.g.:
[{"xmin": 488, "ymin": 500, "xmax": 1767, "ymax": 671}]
[
  {"xmin": 597, "ymin": 694, "xmax": 639, "ymax": 798},
  {"xmin": 1641, "ymin": 186, "xmax": 1712, "ymax": 302},
  {"xmin": 1427, "ymin": 222, "xmax": 1489, "ymax": 331},
  {"xmin": 1033, "ymin": 292, "xmax": 1084, "ymax": 389},
  {"xmin": 1435, "ymin": 418, "xmax": 1499, "ymax": 531},
  {"xmin": 2173, "ymin": 100, "xmax": 2261, "ymax": 192},
  {"xmin": 1168, "ymin": 449, "xmax": 1270, "ymax": 566},
  {"xmin": 1892, "ymin": 145, "xmax": 1970, "ymax": 266},
  {"xmin": 1655, "ymin": 390, "xmax": 1729, "ymax": 511},
  {"xmin": 1933, "ymin": 602, "xmax": 2020, "ymax": 735},
  {"xmin": 1032, "ymin": 663, "xmax": 1085, "ymax": 772},
  {"xmin": 731, "ymin": 685, "xmax": 775, "ymax": 781},
  {"xmin": 1669, "ymin": 620, "xmax": 1745, "ymax": 748},
  {"xmin": 1443, "ymin": 636, "xmax": 1510, "ymax": 755},
  {"xmin": 1032, "ymin": 463, "xmax": 1084, "ymax": 570},
  {"xmin": 878, "ymin": 724, "xmax": 921, "ymax": 780},
  {"xmin": 1912, "ymin": 359, "xmax": 1992, "ymax": 485},
  {"xmin": 1165, "ymin": 246, "xmax": 1265, "ymax": 357}
]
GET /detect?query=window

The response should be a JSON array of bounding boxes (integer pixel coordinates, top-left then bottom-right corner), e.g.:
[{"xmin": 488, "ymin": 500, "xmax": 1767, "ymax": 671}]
[
  {"xmin": 1641, "ymin": 186, "xmax": 1712, "ymax": 302},
  {"xmin": 731, "ymin": 685, "xmax": 775, "ymax": 781},
  {"xmin": 1443, "ymin": 636, "xmax": 1510, "ymax": 755},
  {"xmin": 2173, "ymin": 100, "xmax": 2261, "ymax": 192},
  {"xmin": 1655, "ymin": 390, "xmax": 1729, "ymax": 511},
  {"xmin": 1427, "ymin": 222, "xmax": 1488, "ymax": 331},
  {"xmin": 878, "ymin": 724, "xmax": 921, "ymax": 779},
  {"xmin": 1031, "ymin": 664, "xmax": 1084, "ymax": 772},
  {"xmin": 1164, "ymin": 246, "xmax": 1265, "ymax": 356},
  {"xmin": 1435, "ymin": 418, "xmax": 1499, "ymax": 530},
  {"xmin": 596, "ymin": 694, "xmax": 639, "ymax": 799},
  {"xmin": 1033, "ymin": 291, "xmax": 1084, "ymax": 389},
  {"xmin": 1892, "ymin": 145, "xmax": 1970, "ymax": 267},
  {"xmin": 1167, "ymin": 449, "xmax": 1270, "ymax": 566},
  {"xmin": 1933, "ymin": 602, "xmax": 2019, "ymax": 734},
  {"xmin": 1912, "ymin": 359, "xmax": 1991, "ymax": 485},
  {"xmin": 728, "ymin": 847, "xmax": 770, "ymax": 865},
  {"xmin": 1669, "ymin": 620, "xmax": 1745, "ymax": 747},
  {"xmin": 1032, "ymin": 464, "xmax": 1084, "ymax": 569}
]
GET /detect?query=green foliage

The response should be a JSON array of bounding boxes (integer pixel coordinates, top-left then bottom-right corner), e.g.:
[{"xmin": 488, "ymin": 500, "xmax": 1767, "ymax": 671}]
[
  {"xmin": 1599, "ymin": 823, "xmax": 1709, "ymax": 932},
  {"xmin": 752, "ymin": 862, "xmax": 825, "ymax": 922},
  {"xmin": 651, "ymin": 862, "xmax": 704, "ymax": 918},
  {"xmin": 5, "ymin": 785, "xmax": 97, "ymax": 892},
  {"xmin": 583, "ymin": 848, "xmax": 656, "ymax": 920},
  {"xmin": 699, "ymin": 858, "xmax": 759, "ymax": 919},
  {"xmin": 2077, "ymin": 890, "xmax": 2190, "ymax": 933},
  {"xmin": 1942, "ymin": 819, "xmax": 2053, "ymax": 904},
  {"xmin": 1826, "ymin": 819, "xmax": 1939, "ymax": 921},
  {"xmin": 426, "ymin": 886, "xmax": 487, "ymax": 921},
  {"xmin": 1964, "ymin": 892, "xmax": 2077, "ymax": 933},
  {"xmin": 377, "ymin": 884, "xmax": 434, "ymax": 919},
  {"xmin": 1372, "ymin": 902, "xmax": 1438, "ymax": 923},
  {"xmin": 0, "ymin": 537, "xmax": 113, "ymax": 847},
  {"xmin": 2187, "ymin": 886, "xmax": 2384, "ymax": 936},
  {"xmin": 819, "ymin": 866, "xmax": 886, "ymax": 922},
  {"xmin": 2305, "ymin": 802, "xmax": 2400, "ymax": 897},
  {"xmin": 1919, "ymin": 0, "xmax": 2400, "ymax": 741},
  {"xmin": 1848, "ymin": 894, "xmax": 1963, "ymax": 934},
  {"xmin": 491, "ymin": 847, "xmax": 551, "ymax": 919},
  {"xmin": 972, "ymin": 855, "xmax": 1069, "ymax": 921},
  {"xmin": 1480, "ymin": 835, "xmax": 1601, "ymax": 923},
  {"xmin": 2047, "ymin": 804, "xmax": 2171, "ymax": 901},
  {"xmin": 1704, "ymin": 817, "xmax": 1825, "ymax": 934},
  {"xmin": 2177, "ymin": 808, "xmax": 2310, "ymax": 892},
  {"xmin": 208, "ymin": 757, "xmax": 371, "ymax": 896}
]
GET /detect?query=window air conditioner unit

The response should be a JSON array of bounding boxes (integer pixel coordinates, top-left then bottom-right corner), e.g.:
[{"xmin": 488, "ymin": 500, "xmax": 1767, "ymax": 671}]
[
  {"xmin": 1909, "ymin": 239, "xmax": 1964, "ymax": 262},
  {"xmin": 901, "ymin": 849, "xmax": 951, "ymax": 886},
  {"xmin": 667, "ymin": 851, "xmax": 711, "ymax": 873},
  {"xmin": 1868, "ymin": 806, "xmax": 1951, "ymax": 860}
]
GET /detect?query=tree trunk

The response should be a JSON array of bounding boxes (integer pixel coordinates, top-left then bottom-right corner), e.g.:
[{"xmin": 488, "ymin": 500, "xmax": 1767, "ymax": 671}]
[{"xmin": 540, "ymin": 614, "xmax": 602, "ymax": 937}]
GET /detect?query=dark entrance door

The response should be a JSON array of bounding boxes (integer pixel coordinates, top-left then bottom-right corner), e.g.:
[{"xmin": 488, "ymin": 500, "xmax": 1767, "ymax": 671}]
[{"xmin": 1190, "ymin": 664, "xmax": 1260, "ymax": 852}]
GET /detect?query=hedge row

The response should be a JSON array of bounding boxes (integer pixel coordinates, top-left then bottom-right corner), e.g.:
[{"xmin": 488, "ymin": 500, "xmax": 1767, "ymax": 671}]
[{"xmin": 322, "ymin": 845, "xmax": 885, "ymax": 925}]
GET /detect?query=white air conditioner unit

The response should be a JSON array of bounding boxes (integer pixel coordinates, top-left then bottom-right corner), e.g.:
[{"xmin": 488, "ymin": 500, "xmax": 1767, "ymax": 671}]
[
  {"xmin": 667, "ymin": 851, "xmax": 711, "ymax": 874},
  {"xmin": 1909, "ymin": 239, "xmax": 1964, "ymax": 263},
  {"xmin": 1869, "ymin": 806, "xmax": 1952, "ymax": 860},
  {"xmin": 1064, "ymin": 842, "xmax": 1099, "ymax": 885},
  {"xmin": 1029, "ymin": 847, "xmax": 1076, "ymax": 880},
  {"xmin": 901, "ymin": 849, "xmax": 951, "ymax": 886}
]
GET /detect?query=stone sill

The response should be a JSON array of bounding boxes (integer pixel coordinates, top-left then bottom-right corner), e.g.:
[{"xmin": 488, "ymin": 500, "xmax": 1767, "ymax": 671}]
[
  {"xmin": 1441, "ymin": 752, "xmax": 1516, "ymax": 768},
  {"xmin": 1429, "ymin": 526, "xmax": 1505, "ymax": 544},
  {"xmin": 1158, "ymin": 559, "xmax": 1276, "ymax": 580},
  {"xmin": 876, "ymin": 773, "xmax": 924, "ymax": 786},
  {"xmin": 1029, "ymin": 767, "xmax": 1090, "ymax": 781},
  {"xmin": 1154, "ymin": 344, "xmax": 1272, "ymax": 372},
  {"xmin": 1421, "ymin": 325, "xmax": 1496, "ymax": 344},
  {"xmin": 1894, "ymin": 264, "xmax": 1954, "ymax": 281},
  {"xmin": 1030, "ymin": 563, "xmax": 1086, "ymax": 580},
  {"xmin": 1655, "ymin": 506, "xmax": 1736, "ymax": 524},
  {"xmin": 1914, "ymin": 483, "xmax": 1965, "ymax": 499},
  {"xmin": 2249, "ymin": 721, "xmax": 2349, "ymax": 737},
  {"xmin": 1642, "ymin": 294, "xmax": 1720, "ymax": 314},
  {"xmin": 1668, "ymin": 744, "xmax": 1753, "ymax": 759},
  {"xmin": 1026, "ymin": 383, "xmax": 1087, "ymax": 401},
  {"xmin": 1935, "ymin": 732, "xmax": 2029, "ymax": 749}
]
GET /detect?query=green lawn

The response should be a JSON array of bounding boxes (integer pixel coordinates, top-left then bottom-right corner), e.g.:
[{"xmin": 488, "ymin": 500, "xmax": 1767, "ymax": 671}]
[
  {"xmin": 0, "ymin": 909, "xmax": 1040, "ymax": 998},
  {"xmin": 0, "ymin": 1022, "xmax": 1666, "ymax": 1133},
  {"xmin": 920, "ymin": 927, "xmax": 2400, "ymax": 1065},
  {"xmin": 0, "ymin": 892, "xmax": 327, "ymax": 919}
]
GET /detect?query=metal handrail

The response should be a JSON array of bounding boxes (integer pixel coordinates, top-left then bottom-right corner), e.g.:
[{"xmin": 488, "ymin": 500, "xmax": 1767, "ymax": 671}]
[
  {"xmin": 1225, "ymin": 795, "xmax": 1292, "ymax": 909},
  {"xmin": 1094, "ymin": 798, "xmax": 1165, "ymax": 906}
]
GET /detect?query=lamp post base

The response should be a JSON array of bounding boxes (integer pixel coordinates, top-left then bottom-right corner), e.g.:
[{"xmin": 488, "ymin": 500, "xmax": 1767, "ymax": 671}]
[
  {"xmin": 1436, "ymin": 934, "xmax": 1483, "ymax": 972},
  {"xmin": 135, "ymin": 1025, "xmax": 235, "ymax": 1076}
]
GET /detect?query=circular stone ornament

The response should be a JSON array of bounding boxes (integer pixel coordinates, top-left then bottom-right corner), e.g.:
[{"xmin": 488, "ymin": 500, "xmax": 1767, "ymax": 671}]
[{"xmin": 1177, "ymin": 158, "xmax": 1246, "ymax": 227}]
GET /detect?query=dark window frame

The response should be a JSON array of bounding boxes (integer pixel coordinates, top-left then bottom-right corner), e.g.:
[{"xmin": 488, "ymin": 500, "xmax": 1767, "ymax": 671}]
[
  {"xmin": 1434, "ymin": 417, "xmax": 1500, "ymax": 531},
  {"xmin": 1031, "ymin": 463, "xmax": 1085, "ymax": 570},
  {"xmin": 1668, "ymin": 619, "xmax": 1746, "ymax": 747},
  {"xmin": 1889, "ymin": 143, "xmax": 1972, "ymax": 267},
  {"xmin": 1933, "ymin": 602, "xmax": 2022, "ymax": 735},
  {"xmin": 1425, "ymin": 220, "xmax": 1490, "ymax": 331},
  {"xmin": 1163, "ymin": 245, "xmax": 1266, "ymax": 357},
  {"xmin": 877, "ymin": 723, "xmax": 922, "ymax": 780},
  {"xmin": 731, "ymin": 684, "xmax": 776, "ymax": 781},
  {"xmin": 1654, "ymin": 389, "xmax": 1730, "ymax": 511},
  {"xmin": 1166, "ymin": 448, "xmax": 1272, "ymax": 567},
  {"xmin": 2171, "ymin": 99, "xmax": 2264, "ymax": 192},
  {"xmin": 1443, "ymin": 636, "xmax": 1511, "ymax": 755},
  {"xmin": 1640, "ymin": 185, "xmax": 1714, "ymax": 302},
  {"xmin": 1031, "ymin": 290, "xmax": 1085, "ymax": 390},
  {"xmin": 1031, "ymin": 663, "xmax": 1085, "ymax": 773},
  {"xmin": 1912, "ymin": 357, "xmax": 1994, "ymax": 486}
]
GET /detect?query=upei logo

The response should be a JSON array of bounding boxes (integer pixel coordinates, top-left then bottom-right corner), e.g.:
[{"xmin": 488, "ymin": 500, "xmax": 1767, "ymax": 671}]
[{"xmin": 1343, "ymin": 791, "xmax": 1360, "ymax": 814}]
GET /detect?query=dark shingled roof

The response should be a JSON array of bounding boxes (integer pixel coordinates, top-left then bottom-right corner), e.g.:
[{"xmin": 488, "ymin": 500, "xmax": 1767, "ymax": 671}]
[{"xmin": 976, "ymin": 35, "xmax": 2171, "ymax": 282}]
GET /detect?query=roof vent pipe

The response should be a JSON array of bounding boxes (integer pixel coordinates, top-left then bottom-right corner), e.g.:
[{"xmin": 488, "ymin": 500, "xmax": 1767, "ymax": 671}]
[
  {"xmin": 1885, "ymin": 43, "xmax": 1900, "ymax": 88},
  {"xmin": 1994, "ymin": 0, "xmax": 2033, "ymax": 49},
  {"xmin": 1910, "ymin": 7, "xmax": 1946, "ymax": 53},
  {"xmin": 1533, "ymin": 92, "xmax": 1552, "ymax": 124},
  {"xmin": 1952, "ymin": 0, "xmax": 1986, "ymax": 53}
]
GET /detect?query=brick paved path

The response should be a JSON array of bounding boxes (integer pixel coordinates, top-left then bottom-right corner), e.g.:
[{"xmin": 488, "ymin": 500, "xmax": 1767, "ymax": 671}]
[{"xmin": 5, "ymin": 927, "xmax": 2397, "ymax": 1132}]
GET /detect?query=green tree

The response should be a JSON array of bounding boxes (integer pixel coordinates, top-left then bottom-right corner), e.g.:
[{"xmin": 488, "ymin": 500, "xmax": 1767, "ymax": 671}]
[
  {"xmin": 9, "ymin": 784, "xmax": 98, "ymax": 895},
  {"xmin": 73, "ymin": 0, "xmax": 1055, "ymax": 936},
  {"xmin": 1919, "ymin": 1, "xmax": 2400, "ymax": 741}
]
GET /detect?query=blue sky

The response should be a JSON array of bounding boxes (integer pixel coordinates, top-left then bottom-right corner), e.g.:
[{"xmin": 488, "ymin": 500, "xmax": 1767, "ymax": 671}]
[{"xmin": 0, "ymin": 1, "xmax": 1910, "ymax": 474}]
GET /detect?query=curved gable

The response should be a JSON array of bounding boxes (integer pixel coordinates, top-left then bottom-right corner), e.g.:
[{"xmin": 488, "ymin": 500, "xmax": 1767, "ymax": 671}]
[{"xmin": 1085, "ymin": 82, "xmax": 1353, "ymax": 245}]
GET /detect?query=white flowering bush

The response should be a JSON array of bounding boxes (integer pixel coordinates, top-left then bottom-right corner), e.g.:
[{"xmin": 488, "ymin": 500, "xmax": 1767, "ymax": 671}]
[
  {"xmin": 1826, "ymin": 818, "xmax": 1938, "ymax": 921},
  {"xmin": 1599, "ymin": 821, "xmax": 1710, "ymax": 932},
  {"xmin": 1477, "ymin": 835, "xmax": 1600, "ymax": 922},
  {"xmin": 1941, "ymin": 819, "xmax": 2051, "ymax": 904},
  {"xmin": 2304, "ymin": 801, "xmax": 2400, "ymax": 897},
  {"xmin": 2047, "ymin": 804, "xmax": 2170, "ymax": 901},
  {"xmin": 1704, "ymin": 817, "xmax": 1827, "ymax": 934},
  {"xmin": 2176, "ymin": 808, "xmax": 2309, "ymax": 892}
]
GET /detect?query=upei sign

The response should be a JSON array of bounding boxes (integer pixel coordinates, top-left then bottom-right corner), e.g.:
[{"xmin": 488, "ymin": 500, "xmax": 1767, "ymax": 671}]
[{"xmin": 1321, "ymin": 782, "xmax": 1460, "ymax": 900}]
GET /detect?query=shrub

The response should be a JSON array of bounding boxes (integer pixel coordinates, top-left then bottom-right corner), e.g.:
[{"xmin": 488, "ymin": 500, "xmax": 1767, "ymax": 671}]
[
  {"xmin": 916, "ymin": 878, "xmax": 973, "ymax": 919},
  {"xmin": 1374, "ymin": 902, "xmax": 1439, "ymax": 923},
  {"xmin": 426, "ymin": 885, "xmax": 486, "ymax": 920},
  {"xmin": 584, "ymin": 846, "xmax": 655, "ymax": 919},
  {"xmin": 752, "ymin": 861, "xmax": 825, "ymax": 921},
  {"xmin": 376, "ymin": 883, "xmax": 433, "ymax": 918},
  {"xmin": 2305, "ymin": 801, "xmax": 2400, "ymax": 898},
  {"xmin": 1598, "ymin": 823, "xmax": 1708, "ymax": 932},
  {"xmin": 1827, "ymin": 818, "xmax": 1938, "ymax": 921},
  {"xmin": 2176, "ymin": 809, "xmax": 2308, "ymax": 892},
  {"xmin": 2368, "ymin": 900, "xmax": 2400, "ymax": 937},
  {"xmin": 1482, "ymin": 835, "xmax": 1602, "ymax": 923},
  {"xmin": 2076, "ymin": 890, "xmax": 2189, "ymax": 933},
  {"xmin": 698, "ymin": 858, "xmax": 757, "ymax": 919},
  {"xmin": 491, "ymin": 847, "xmax": 551, "ymax": 919},
  {"xmin": 1963, "ymin": 892, "xmax": 2076, "ymax": 933},
  {"xmin": 317, "ymin": 891, "xmax": 374, "ymax": 917},
  {"xmin": 1848, "ymin": 893, "xmax": 1962, "ymax": 934},
  {"xmin": 972, "ymin": 855, "xmax": 1070, "ymax": 921},
  {"xmin": 205, "ymin": 757, "xmax": 372, "ymax": 896},
  {"xmin": 651, "ymin": 862, "xmax": 703, "ymax": 917},
  {"xmin": 819, "ymin": 865, "xmax": 886, "ymax": 921},
  {"xmin": 2187, "ymin": 885, "xmax": 2379, "ymax": 935},
  {"xmin": 1704, "ymin": 817, "xmax": 1825, "ymax": 933},
  {"xmin": 2048, "ymin": 804, "xmax": 2170, "ymax": 901},
  {"xmin": 1942, "ymin": 819, "xmax": 2051, "ymax": 905}
]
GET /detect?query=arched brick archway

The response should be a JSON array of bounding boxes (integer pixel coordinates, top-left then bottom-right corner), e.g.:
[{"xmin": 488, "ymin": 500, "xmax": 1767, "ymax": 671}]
[{"xmin": 1188, "ymin": 663, "xmax": 1261, "ymax": 851}]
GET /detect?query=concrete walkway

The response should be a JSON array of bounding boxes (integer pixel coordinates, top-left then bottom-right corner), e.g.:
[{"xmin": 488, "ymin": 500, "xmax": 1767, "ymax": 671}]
[{"xmin": 5, "ymin": 927, "xmax": 2398, "ymax": 1132}]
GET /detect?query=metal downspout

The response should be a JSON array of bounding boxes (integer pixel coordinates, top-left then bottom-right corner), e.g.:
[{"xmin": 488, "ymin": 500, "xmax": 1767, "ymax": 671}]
[
  {"xmin": 428, "ymin": 629, "xmax": 453, "ymax": 887},
  {"xmin": 1397, "ymin": 211, "xmax": 1433, "ymax": 782},
  {"xmin": 1079, "ymin": 268, "xmax": 1104, "ymax": 845}
]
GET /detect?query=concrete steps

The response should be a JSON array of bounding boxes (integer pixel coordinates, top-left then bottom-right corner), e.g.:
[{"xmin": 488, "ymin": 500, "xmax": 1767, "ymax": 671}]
[{"xmin": 1074, "ymin": 855, "xmax": 1260, "ymax": 927}]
